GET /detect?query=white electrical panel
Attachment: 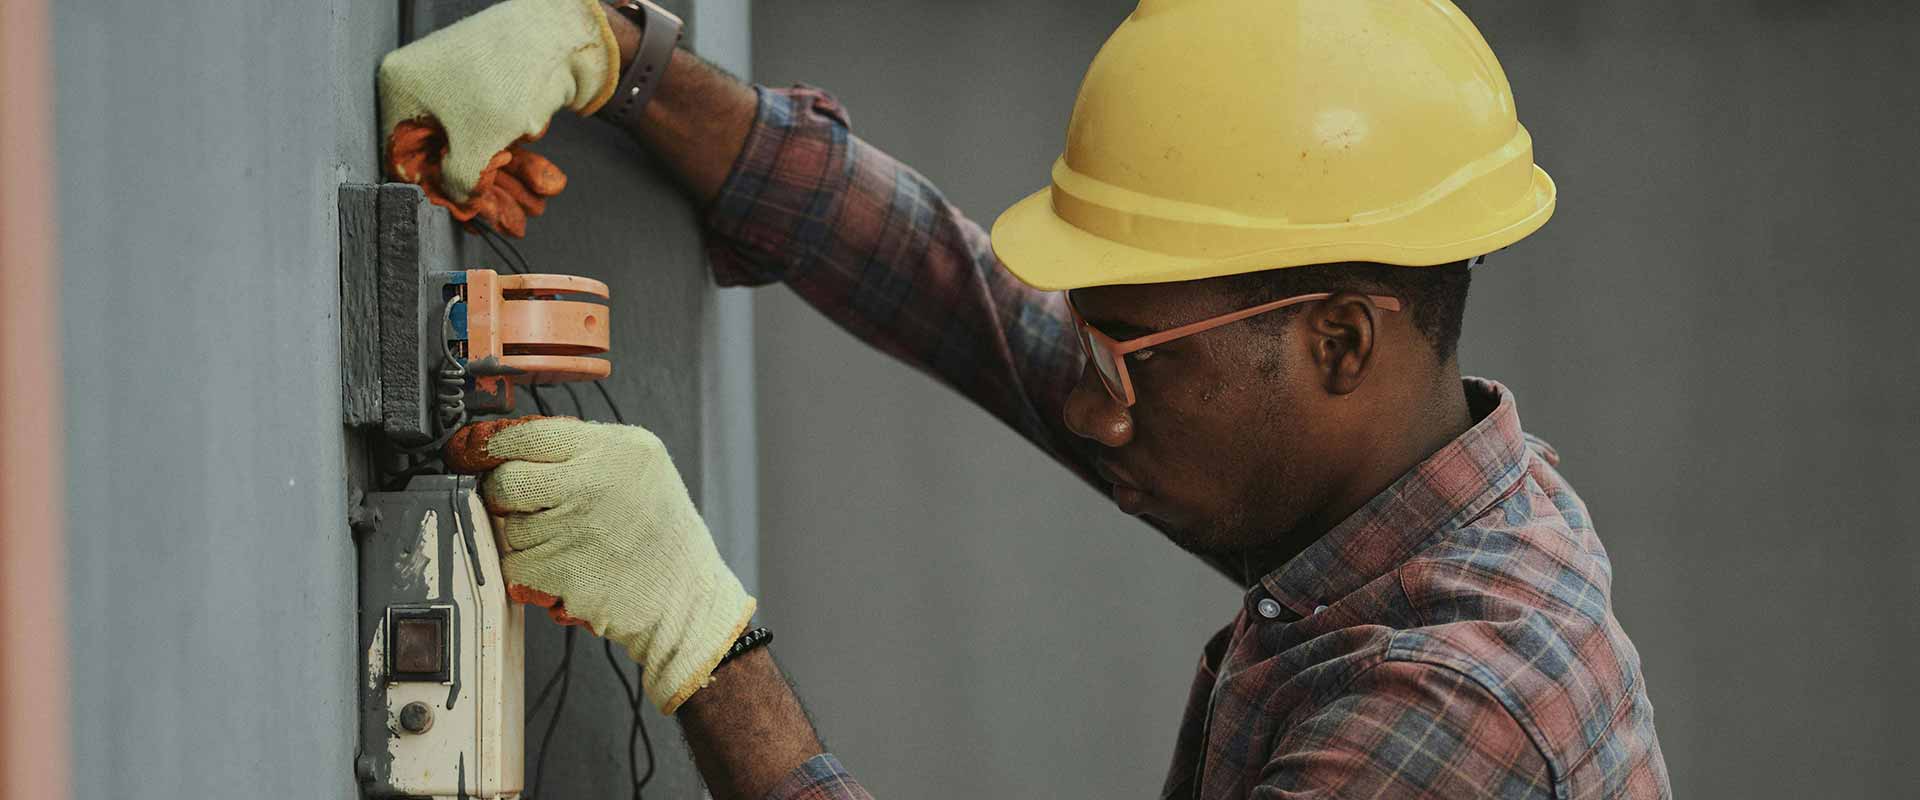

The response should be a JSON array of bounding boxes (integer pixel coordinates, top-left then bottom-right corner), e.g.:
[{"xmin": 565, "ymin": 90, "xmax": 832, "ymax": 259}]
[{"xmin": 355, "ymin": 475, "xmax": 524, "ymax": 798}]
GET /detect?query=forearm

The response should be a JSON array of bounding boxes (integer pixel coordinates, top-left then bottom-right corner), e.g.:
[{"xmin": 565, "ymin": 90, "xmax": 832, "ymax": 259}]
[
  {"xmin": 604, "ymin": 7, "xmax": 755, "ymax": 205},
  {"xmin": 677, "ymin": 647, "xmax": 828, "ymax": 800}
]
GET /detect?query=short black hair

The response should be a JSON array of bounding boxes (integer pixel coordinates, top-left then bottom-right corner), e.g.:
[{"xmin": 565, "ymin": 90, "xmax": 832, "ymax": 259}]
[{"xmin": 1216, "ymin": 259, "xmax": 1474, "ymax": 362}]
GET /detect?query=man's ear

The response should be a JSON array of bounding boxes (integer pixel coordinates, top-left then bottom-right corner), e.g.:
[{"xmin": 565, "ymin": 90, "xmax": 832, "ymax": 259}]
[{"xmin": 1304, "ymin": 292, "xmax": 1378, "ymax": 395}]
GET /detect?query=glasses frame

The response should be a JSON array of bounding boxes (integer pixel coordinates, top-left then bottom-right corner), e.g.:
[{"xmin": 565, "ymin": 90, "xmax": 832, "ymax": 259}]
[{"xmin": 1067, "ymin": 291, "xmax": 1405, "ymax": 407}]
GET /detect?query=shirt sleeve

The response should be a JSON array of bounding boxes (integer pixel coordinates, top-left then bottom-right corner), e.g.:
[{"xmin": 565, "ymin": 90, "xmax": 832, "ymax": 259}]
[
  {"xmin": 701, "ymin": 85, "xmax": 1093, "ymax": 485},
  {"xmin": 1254, "ymin": 660, "xmax": 1554, "ymax": 799},
  {"xmin": 763, "ymin": 753, "xmax": 873, "ymax": 800}
]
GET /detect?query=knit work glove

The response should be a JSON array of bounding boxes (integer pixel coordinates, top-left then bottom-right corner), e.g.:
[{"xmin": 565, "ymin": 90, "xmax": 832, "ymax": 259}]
[
  {"xmin": 445, "ymin": 416, "xmax": 756, "ymax": 715},
  {"xmin": 378, "ymin": 0, "xmax": 619, "ymax": 234}
]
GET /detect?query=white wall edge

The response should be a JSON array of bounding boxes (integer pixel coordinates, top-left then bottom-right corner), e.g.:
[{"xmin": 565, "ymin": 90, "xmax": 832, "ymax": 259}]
[{"xmin": 693, "ymin": 0, "xmax": 758, "ymax": 594}]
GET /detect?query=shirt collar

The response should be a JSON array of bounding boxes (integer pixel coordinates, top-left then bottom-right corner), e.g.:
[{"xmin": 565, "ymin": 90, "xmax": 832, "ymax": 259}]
[{"xmin": 1257, "ymin": 377, "xmax": 1533, "ymax": 617}]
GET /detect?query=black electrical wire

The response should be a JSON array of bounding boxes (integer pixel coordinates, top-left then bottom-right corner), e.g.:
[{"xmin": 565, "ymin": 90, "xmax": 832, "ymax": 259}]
[
  {"xmin": 516, "ymin": 340, "xmax": 574, "ymax": 800},
  {"xmin": 471, "ymin": 221, "xmax": 526, "ymax": 274},
  {"xmin": 603, "ymin": 639, "xmax": 657, "ymax": 797},
  {"xmin": 478, "ymin": 222, "xmax": 537, "ymax": 276},
  {"xmin": 527, "ymin": 643, "xmax": 569, "ymax": 715},
  {"xmin": 579, "ymin": 382, "xmax": 653, "ymax": 800},
  {"xmin": 557, "ymin": 376, "xmax": 655, "ymax": 799},
  {"xmin": 548, "ymin": 379, "xmax": 656, "ymax": 798},
  {"xmin": 529, "ymin": 625, "xmax": 576, "ymax": 800},
  {"xmin": 473, "ymin": 221, "xmax": 537, "ymax": 277},
  {"xmin": 559, "ymin": 382, "xmax": 587, "ymax": 420},
  {"xmin": 592, "ymin": 379, "xmax": 630, "ymax": 425}
]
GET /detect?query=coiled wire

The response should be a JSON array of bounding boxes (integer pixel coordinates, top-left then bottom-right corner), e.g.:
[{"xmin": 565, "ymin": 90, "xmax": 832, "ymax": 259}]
[
  {"xmin": 432, "ymin": 312, "xmax": 470, "ymax": 438},
  {"xmin": 389, "ymin": 294, "xmax": 473, "ymax": 480}
]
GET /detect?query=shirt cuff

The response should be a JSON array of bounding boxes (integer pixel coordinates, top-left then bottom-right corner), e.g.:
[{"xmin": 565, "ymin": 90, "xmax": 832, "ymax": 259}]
[
  {"xmin": 702, "ymin": 84, "xmax": 855, "ymax": 288},
  {"xmin": 762, "ymin": 752, "xmax": 873, "ymax": 800}
]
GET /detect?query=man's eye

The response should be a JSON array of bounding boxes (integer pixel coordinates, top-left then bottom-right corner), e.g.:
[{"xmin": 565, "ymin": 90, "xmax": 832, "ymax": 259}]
[{"xmin": 1128, "ymin": 349, "xmax": 1157, "ymax": 363}]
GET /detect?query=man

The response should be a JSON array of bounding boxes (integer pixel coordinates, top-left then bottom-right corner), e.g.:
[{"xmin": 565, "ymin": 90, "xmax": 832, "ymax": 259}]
[{"xmin": 383, "ymin": 0, "xmax": 1671, "ymax": 796}]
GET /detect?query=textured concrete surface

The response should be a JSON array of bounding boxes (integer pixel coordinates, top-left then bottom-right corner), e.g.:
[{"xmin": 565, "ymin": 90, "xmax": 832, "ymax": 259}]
[
  {"xmin": 57, "ymin": 0, "xmax": 388, "ymax": 795},
  {"xmin": 750, "ymin": 1, "xmax": 1920, "ymax": 798}
]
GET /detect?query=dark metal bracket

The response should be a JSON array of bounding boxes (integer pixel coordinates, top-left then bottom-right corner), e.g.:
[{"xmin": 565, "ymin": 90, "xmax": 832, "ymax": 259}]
[{"xmin": 340, "ymin": 183, "xmax": 466, "ymax": 445}]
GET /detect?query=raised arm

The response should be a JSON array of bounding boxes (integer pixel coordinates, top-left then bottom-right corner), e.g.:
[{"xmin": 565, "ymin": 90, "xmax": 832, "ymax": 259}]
[
  {"xmin": 607, "ymin": 14, "xmax": 1264, "ymax": 589},
  {"xmin": 642, "ymin": 72, "xmax": 1093, "ymax": 489}
]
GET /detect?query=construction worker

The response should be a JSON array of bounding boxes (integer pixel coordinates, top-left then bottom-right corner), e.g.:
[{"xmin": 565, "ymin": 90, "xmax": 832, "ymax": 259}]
[{"xmin": 386, "ymin": 0, "xmax": 1672, "ymax": 796}]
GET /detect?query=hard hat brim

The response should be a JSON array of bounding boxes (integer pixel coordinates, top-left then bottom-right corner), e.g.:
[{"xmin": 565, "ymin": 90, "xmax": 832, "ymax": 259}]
[{"xmin": 989, "ymin": 167, "xmax": 1557, "ymax": 292}]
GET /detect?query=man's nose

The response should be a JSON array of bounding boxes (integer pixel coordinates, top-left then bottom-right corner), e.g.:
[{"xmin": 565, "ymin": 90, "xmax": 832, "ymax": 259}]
[{"xmin": 1063, "ymin": 363, "xmax": 1134, "ymax": 448}]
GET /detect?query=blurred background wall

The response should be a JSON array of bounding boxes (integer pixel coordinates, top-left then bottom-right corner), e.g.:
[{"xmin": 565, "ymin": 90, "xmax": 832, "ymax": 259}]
[{"xmin": 748, "ymin": 2, "xmax": 1920, "ymax": 798}]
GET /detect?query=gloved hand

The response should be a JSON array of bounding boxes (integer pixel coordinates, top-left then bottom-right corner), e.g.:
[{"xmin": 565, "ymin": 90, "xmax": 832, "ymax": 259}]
[
  {"xmin": 378, "ymin": 0, "xmax": 620, "ymax": 236},
  {"xmin": 445, "ymin": 416, "xmax": 756, "ymax": 715}
]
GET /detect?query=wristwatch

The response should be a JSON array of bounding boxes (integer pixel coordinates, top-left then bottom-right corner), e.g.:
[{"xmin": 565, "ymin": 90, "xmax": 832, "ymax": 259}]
[{"xmin": 600, "ymin": 0, "xmax": 683, "ymax": 131}]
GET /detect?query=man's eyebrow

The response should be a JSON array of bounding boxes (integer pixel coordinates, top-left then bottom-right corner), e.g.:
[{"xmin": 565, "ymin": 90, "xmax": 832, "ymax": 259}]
[
  {"xmin": 1082, "ymin": 316, "xmax": 1158, "ymax": 339},
  {"xmin": 1067, "ymin": 291, "xmax": 1163, "ymax": 339}
]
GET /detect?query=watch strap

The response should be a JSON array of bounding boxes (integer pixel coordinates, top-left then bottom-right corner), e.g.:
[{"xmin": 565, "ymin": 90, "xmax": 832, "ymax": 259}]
[{"xmin": 600, "ymin": 0, "xmax": 683, "ymax": 131}]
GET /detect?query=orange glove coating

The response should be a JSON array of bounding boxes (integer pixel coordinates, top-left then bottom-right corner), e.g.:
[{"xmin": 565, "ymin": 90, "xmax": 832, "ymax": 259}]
[
  {"xmin": 386, "ymin": 120, "xmax": 569, "ymax": 238},
  {"xmin": 446, "ymin": 416, "xmax": 594, "ymax": 629}
]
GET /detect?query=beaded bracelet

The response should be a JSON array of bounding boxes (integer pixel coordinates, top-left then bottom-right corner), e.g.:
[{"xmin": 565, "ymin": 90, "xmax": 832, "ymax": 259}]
[{"xmin": 714, "ymin": 626, "xmax": 773, "ymax": 672}]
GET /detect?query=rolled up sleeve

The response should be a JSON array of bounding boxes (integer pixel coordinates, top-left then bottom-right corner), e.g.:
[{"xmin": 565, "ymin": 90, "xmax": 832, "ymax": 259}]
[{"xmin": 763, "ymin": 753, "xmax": 874, "ymax": 800}]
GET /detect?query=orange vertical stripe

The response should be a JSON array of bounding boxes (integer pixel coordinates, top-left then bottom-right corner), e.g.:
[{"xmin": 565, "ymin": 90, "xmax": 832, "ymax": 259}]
[{"xmin": 0, "ymin": 0, "xmax": 70, "ymax": 796}]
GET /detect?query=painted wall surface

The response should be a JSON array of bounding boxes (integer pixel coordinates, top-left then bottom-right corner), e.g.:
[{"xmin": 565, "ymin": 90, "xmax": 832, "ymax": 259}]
[
  {"xmin": 59, "ymin": 1, "xmax": 387, "ymax": 795},
  {"xmin": 751, "ymin": 2, "xmax": 1920, "ymax": 798},
  {"xmin": 58, "ymin": 0, "xmax": 741, "ymax": 796}
]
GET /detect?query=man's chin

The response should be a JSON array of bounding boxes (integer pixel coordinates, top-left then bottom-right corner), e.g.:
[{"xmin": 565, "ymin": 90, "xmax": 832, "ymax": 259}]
[
  {"xmin": 1143, "ymin": 512, "xmax": 1218, "ymax": 555},
  {"xmin": 1146, "ymin": 507, "xmax": 1267, "ymax": 559}
]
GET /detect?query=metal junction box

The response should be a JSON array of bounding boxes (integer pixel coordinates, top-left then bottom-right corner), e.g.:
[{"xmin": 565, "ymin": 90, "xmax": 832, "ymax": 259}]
[{"xmin": 354, "ymin": 475, "xmax": 524, "ymax": 798}]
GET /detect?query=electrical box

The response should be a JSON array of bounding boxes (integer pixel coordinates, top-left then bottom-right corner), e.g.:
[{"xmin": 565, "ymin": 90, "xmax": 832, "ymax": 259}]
[
  {"xmin": 341, "ymin": 183, "xmax": 617, "ymax": 798},
  {"xmin": 354, "ymin": 475, "xmax": 524, "ymax": 798},
  {"xmin": 340, "ymin": 183, "xmax": 612, "ymax": 443}
]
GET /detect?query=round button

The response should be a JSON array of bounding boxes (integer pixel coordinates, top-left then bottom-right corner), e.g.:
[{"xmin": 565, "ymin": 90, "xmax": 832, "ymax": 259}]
[
  {"xmin": 1313, "ymin": 604, "xmax": 1329, "ymax": 615},
  {"xmin": 398, "ymin": 702, "xmax": 434, "ymax": 734},
  {"xmin": 1256, "ymin": 598, "xmax": 1283, "ymax": 619}
]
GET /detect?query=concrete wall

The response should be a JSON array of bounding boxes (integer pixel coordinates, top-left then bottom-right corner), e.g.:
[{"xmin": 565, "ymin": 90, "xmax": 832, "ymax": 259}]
[
  {"xmin": 57, "ymin": 1, "xmax": 743, "ymax": 796},
  {"xmin": 750, "ymin": 2, "xmax": 1920, "ymax": 798},
  {"xmin": 59, "ymin": 1, "xmax": 382, "ymax": 795}
]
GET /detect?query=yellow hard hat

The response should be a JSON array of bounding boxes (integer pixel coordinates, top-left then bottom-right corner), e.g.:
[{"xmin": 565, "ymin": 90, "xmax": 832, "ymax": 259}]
[{"xmin": 990, "ymin": 0, "xmax": 1556, "ymax": 291}]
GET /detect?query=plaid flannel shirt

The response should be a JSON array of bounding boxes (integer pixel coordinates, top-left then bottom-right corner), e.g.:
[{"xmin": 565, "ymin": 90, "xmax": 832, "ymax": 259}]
[{"xmin": 704, "ymin": 86, "xmax": 1671, "ymax": 800}]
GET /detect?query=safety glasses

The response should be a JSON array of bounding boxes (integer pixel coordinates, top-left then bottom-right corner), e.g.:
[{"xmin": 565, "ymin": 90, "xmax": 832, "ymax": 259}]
[{"xmin": 1066, "ymin": 291, "xmax": 1405, "ymax": 407}]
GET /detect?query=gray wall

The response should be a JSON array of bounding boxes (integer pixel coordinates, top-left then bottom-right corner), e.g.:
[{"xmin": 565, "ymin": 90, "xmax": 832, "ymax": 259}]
[
  {"xmin": 57, "ymin": 0, "xmax": 737, "ymax": 796},
  {"xmin": 750, "ymin": 2, "xmax": 1920, "ymax": 798},
  {"xmin": 750, "ymin": 3, "xmax": 1236, "ymax": 798},
  {"xmin": 59, "ymin": 1, "xmax": 384, "ymax": 794}
]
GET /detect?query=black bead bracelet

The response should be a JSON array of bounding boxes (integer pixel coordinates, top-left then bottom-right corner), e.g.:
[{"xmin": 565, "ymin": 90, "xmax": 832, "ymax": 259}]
[{"xmin": 714, "ymin": 626, "xmax": 773, "ymax": 672}]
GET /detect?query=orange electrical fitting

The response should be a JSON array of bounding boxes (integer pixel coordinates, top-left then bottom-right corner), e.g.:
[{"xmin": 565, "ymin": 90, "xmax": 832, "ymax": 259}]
[{"xmin": 460, "ymin": 269, "xmax": 610, "ymax": 412}]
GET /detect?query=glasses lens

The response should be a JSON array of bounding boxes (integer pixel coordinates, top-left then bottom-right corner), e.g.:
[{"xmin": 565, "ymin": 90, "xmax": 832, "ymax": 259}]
[{"xmin": 1080, "ymin": 325, "xmax": 1127, "ymax": 402}]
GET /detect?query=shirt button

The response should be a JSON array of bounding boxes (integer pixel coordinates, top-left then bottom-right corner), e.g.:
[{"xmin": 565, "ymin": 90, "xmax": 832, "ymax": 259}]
[
  {"xmin": 1256, "ymin": 598, "xmax": 1283, "ymax": 619},
  {"xmin": 1313, "ymin": 604, "xmax": 1328, "ymax": 615}
]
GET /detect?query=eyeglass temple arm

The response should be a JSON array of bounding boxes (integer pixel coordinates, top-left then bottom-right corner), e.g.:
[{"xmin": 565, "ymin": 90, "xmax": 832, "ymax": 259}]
[{"xmin": 1113, "ymin": 293, "xmax": 1402, "ymax": 354}]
